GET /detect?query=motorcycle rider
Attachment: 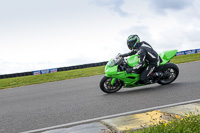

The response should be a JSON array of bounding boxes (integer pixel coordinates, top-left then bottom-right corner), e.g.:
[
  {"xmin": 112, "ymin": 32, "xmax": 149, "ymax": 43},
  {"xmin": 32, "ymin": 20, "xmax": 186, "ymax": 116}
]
[{"xmin": 120, "ymin": 35, "xmax": 162, "ymax": 84}]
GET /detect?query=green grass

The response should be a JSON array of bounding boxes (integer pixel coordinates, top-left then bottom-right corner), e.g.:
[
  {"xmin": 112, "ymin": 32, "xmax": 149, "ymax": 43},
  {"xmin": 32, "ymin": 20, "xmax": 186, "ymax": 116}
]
[
  {"xmin": 171, "ymin": 53, "xmax": 200, "ymax": 64},
  {"xmin": 129, "ymin": 112, "xmax": 200, "ymax": 133},
  {"xmin": 0, "ymin": 53, "xmax": 200, "ymax": 90},
  {"xmin": 0, "ymin": 66, "xmax": 105, "ymax": 89}
]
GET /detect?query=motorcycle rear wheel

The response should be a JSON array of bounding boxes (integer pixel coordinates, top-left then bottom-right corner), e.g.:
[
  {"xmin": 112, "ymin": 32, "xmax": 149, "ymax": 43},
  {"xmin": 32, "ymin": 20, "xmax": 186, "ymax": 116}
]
[
  {"xmin": 158, "ymin": 63, "xmax": 179, "ymax": 85},
  {"xmin": 100, "ymin": 76, "xmax": 123, "ymax": 94}
]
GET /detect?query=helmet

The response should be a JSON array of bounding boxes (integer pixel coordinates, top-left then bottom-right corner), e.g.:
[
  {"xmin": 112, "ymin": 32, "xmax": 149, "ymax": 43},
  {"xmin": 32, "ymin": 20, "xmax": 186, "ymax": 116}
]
[{"xmin": 127, "ymin": 35, "xmax": 140, "ymax": 50}]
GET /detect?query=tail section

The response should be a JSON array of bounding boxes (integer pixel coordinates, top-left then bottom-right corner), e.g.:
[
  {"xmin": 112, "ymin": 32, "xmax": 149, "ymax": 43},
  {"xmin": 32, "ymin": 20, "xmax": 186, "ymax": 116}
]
[{"xmin": 159, "ymin": 50, "xmax": 178, "ymax": 65}]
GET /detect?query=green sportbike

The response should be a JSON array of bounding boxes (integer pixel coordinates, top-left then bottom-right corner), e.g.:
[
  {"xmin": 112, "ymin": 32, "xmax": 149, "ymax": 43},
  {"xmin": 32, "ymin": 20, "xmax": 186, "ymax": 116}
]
[{"xmin": 100, "ymin": 50, "xmax": 179, "ymax": 94}]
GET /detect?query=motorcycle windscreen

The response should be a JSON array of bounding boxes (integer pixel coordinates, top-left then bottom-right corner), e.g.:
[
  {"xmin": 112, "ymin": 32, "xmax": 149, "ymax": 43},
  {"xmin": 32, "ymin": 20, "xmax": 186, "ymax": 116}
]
[{"xmin": 127, "ymin": 55, "xmax": 139, "ymax": 67}]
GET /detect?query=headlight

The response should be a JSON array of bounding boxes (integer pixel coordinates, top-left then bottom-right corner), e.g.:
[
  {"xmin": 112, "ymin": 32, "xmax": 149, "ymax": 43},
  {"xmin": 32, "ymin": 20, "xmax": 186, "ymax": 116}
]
[{"xmin": 108, "ymin": 59, "xmax": 115, "ymax": 67}]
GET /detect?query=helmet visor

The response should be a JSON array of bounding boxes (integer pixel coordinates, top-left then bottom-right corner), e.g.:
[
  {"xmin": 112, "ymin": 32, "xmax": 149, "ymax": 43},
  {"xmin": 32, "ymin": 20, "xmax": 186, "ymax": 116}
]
[{"xmin": 127, "ymin": 40, "xmax": 137, "ymax": 50}]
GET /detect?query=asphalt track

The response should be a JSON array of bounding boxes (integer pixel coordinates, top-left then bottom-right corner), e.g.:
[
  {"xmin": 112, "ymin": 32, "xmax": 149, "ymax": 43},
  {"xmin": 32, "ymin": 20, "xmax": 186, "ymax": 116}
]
[{"xmin": 0, "ymin": 61, "xmax": 200, "ymax": 133}]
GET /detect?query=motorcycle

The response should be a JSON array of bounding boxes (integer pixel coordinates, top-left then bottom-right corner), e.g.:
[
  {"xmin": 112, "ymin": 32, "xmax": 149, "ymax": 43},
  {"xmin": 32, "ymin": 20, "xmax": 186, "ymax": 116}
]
[{"xmin": 99, "ymin": 50, "xmax": 179, "ymax": 93}]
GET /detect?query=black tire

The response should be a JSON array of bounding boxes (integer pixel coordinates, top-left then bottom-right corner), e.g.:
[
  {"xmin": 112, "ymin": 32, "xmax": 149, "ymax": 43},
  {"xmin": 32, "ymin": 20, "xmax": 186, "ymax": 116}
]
[
  {"xmin": 157, "ymin": 63, "xmax": 179, "ymax": 85},
  {"xmin": 100, "ymin": 76, "xmax": 123, "ymax": 94}
]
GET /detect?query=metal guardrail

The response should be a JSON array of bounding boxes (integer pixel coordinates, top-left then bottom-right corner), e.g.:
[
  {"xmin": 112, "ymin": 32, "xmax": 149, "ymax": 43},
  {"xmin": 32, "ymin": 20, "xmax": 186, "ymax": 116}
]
[
  {"xmin": 0, "ymin": 48, "xmax": 199, "ymax": 79},
  {"xmin": 0, "ymin": 61, "xmax": 108, "ymax": 79},
  {"xmin": 176, "ymin": 48, "xmax": 200, "ymax": 56}
]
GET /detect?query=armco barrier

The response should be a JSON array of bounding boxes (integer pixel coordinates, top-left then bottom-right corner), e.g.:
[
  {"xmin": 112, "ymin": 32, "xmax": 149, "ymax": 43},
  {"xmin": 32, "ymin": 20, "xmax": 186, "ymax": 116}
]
[
  {"xmin": 0, "ymin": 61, "xmax": 108, "ymax": 79},
  {"xmin": 176, "ymin": 48, "xmax": 200, "ymax": 56},
  {"xmin": 0, "ymin": 72, "xmax": 33, "ymax": 79},
  {"xmin": 0, "ymin": 48, "xmax": 199, "ymax": 79}
]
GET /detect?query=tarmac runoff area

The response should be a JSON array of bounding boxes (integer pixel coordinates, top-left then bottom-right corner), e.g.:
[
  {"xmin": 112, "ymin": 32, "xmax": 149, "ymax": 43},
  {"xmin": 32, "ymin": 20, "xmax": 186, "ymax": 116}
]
[{"xmin": 23, "ymin": 100, "xmax": 200, "ymax": 133}]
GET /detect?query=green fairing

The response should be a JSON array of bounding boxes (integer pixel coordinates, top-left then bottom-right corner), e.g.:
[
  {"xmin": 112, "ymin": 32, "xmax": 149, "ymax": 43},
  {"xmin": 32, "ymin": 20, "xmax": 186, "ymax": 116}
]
[
  {"xmin": 127, "ymin": 55, "xmax": 139, "ymax": 67},
  {"xmin": 105, "ymin": 62, "xmax": 140, "ymax": 86},
  {"xmin": 105, "ymin": 50, "xmax": 177, "ymax": 87},
  {"xmin": 159, "ymin": 50, "xmax": 178, "ymax": 65}
]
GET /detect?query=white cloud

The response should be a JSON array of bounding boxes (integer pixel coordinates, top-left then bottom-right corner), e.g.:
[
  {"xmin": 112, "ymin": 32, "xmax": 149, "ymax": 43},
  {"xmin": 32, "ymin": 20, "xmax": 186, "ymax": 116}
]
[
  {"xmin": 91, "ymin": 0, "xmax": 129, "ymax": 17},
  {"xmin": 117, "ymin": 0, "xmax": 200, "ymax": 52},
  {"xmin": 149, "ymin": 0, "xmax": 195, "ymax": 14},
  {"xmin": 0, "ymin": 0, "xmax": 200, "ymax": 74}
]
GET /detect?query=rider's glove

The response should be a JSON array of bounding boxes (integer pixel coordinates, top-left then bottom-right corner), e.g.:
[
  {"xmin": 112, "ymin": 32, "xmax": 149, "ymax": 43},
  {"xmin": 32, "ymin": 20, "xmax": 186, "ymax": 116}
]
[
  {"xmin": 119, "ymin": 54, "xmax": 124, "ymax": 58},
  {"xmin": 126, "ymin": 68, "xmax": 133, "ymax": 74}
]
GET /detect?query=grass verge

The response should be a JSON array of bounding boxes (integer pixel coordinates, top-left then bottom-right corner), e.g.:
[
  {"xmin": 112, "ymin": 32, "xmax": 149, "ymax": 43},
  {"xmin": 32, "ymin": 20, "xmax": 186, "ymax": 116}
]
[
  {"xmin": 171, "ymin": 53, "xmax": 200, "ymax": 64},
  {"xmin": 0, "ymin": 66, "xmax": 105, "ymax": 89},
  {"xmin": 129, "ymin": 112, "xmax": 200, "ymax": 133},
  {"xmin": 0, "ymin": 53, "xmax": 200, "ymax": 89}
]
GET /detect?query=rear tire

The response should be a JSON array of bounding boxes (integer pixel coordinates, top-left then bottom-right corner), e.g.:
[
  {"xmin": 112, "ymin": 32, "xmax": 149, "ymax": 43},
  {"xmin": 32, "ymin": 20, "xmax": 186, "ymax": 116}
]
[
  {"xmin": 157, "ymin": 63, "xmax": 179, "ymax": 85},
  {"xmin": 100, "ymin": 76, "xmax": 123, "ymax": 94}
]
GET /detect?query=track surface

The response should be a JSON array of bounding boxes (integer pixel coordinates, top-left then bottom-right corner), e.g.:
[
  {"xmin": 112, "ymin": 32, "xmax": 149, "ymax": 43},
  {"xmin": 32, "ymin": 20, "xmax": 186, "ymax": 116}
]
[{"xmin": 0, "ymin": 61, "xmax": 200, "ymax": 133}]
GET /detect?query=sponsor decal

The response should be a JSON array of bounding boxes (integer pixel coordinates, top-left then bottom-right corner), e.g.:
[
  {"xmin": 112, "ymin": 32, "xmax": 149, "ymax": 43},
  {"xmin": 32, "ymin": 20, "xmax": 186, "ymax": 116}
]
[
  {"xmin": 176, "ymin": 52, "xmax": 185, "ymax": 56},
  {"xmin": 185, "ymin": 50, "xmax": 195, "ymax": 55},
  {"xmin": 33, "ymin": 71, "xmax": 40, "ymax": 75},
  {"xmin": 33, "ymin": 68, "xmax": 58, "ymax": 75},
  {"xmin": 41, "ymin": 70, "xmax": 49, "ymax": 74},
  {"xmin": 176, "ymin": 49, "xmax": 200, "ymax": 56},
  {"xmin": 50, "ymin": 68, "xmax": 58, "ymax": 73}
]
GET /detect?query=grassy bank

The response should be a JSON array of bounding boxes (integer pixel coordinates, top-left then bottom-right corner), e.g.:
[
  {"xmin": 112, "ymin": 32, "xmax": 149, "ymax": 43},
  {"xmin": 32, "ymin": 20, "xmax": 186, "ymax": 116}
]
[
  {"xmin": 171, "ymin": 53, "xmax": 200, "ymax": 64},
  {"xmin": 0, "ymin": 66, "xmax": 105, "ymax": 89},
  {"xmin": 0, "ymin": 53, "xmax": 200, "ymax": 89},
  {"xmin": 130, "ymin": 112, "xmax": 200, "ymax": 133}
]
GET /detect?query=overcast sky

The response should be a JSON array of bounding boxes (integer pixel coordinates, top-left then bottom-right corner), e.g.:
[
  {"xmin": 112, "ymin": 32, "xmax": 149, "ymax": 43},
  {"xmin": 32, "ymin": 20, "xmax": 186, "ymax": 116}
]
[{"xmin": 0, "ymin": 0, "xmax": 200, "ymax": 74}]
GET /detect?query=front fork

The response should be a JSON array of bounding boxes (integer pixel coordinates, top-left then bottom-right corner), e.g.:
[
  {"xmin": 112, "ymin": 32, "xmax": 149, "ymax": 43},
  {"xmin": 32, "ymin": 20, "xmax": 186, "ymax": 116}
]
[{"xmin": 111, "ymin": 78, "xmax": 117, "ymax": 86}]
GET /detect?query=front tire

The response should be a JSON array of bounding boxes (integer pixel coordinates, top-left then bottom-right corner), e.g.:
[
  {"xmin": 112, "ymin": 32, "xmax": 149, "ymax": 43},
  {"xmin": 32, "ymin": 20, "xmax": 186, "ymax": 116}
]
[
  {"xmin": 100, "ymin": 76, "xmax": 123, "ymax": 94},
  {"xmin": 157, "ymin": 63, "xmax": 179, "ymax": 85}
]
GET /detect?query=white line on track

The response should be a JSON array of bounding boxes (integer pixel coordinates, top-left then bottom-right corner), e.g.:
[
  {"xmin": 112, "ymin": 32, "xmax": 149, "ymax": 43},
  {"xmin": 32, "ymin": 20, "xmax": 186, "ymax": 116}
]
[{"xmin": 22, "ymin": 98, "xmax": 200, "ymax": 133}]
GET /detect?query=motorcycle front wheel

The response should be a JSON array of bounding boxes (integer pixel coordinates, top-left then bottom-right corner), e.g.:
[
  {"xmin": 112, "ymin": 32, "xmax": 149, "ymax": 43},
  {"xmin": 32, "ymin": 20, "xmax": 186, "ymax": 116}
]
[{"xmin": 100, "ymin": 76, "xmax": 123, "ymax": 94}]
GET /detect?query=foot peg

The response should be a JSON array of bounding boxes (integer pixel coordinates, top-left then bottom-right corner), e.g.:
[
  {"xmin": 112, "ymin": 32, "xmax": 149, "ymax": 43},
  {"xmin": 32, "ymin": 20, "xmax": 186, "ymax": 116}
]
[{"xmin": 154, "ymin": 72, "xmax": 163, "ymax": 77}]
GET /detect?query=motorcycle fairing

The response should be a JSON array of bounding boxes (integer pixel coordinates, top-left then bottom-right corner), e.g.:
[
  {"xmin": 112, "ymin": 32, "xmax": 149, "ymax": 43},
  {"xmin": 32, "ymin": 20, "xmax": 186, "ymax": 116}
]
[
  {"xmin": 105, "ymin": 49, "xmax": 177, "ymax": 87},
  {"xmin": 159, "ymin": 50, "xmax": 178, "ymax": 65},
  {"xmin": 105, "ymin": 64, "xmax": 140, "ymax": 85}
]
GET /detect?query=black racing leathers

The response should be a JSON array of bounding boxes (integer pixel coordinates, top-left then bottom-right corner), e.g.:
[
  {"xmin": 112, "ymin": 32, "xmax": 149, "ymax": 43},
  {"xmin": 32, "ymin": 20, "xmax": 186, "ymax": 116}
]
[
  {"xmin": 121, "ymin": 41, "xmax": 160, "ymax": 82},
  {"xmin": 134, "ymin": 41, "xmax": 159, "ymax": 67},
  {"xmin": 120, "ymin": 49, "xmax": 138, "ymax": 57}
]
